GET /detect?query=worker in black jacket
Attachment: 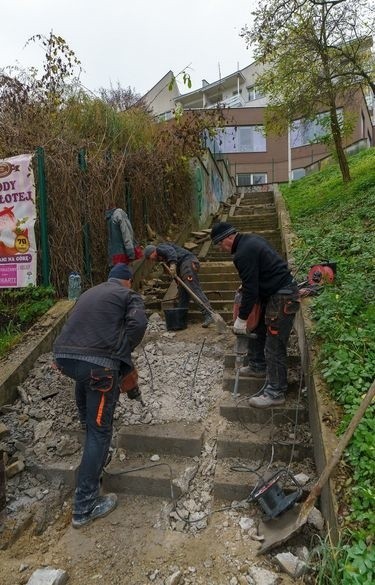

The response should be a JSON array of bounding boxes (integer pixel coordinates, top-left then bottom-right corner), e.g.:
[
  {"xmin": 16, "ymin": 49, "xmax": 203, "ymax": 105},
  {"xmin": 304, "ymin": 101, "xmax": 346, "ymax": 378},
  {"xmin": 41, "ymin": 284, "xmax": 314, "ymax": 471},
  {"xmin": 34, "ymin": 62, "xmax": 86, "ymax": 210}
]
[
  {"xmin": 53, "ymin": 264, "xmax": 148, "ymax": 528},
  {"xmin": 211, "ymin": 222, "xmax": 300, "ymax": 408},
  {"xmin": 144, "ymin": 242, "xmax": 214, "ymax": 328}
]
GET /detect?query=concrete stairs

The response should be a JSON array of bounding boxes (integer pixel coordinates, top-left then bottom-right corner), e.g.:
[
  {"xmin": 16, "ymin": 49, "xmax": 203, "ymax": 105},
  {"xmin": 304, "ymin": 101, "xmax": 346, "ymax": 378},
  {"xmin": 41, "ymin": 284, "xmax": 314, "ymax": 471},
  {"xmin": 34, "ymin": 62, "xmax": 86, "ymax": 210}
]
[{"xmin": 104, "ymin": 188, "xmax": 313, "ymax": 506}]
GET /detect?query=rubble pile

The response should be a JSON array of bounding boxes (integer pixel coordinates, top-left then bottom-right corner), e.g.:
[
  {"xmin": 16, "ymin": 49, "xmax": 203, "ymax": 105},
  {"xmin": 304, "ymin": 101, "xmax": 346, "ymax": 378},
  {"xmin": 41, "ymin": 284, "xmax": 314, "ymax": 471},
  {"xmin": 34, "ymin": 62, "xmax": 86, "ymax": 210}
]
[{"xmin": 0, "ymin": 313, "xmax": 226, "ymax": 519}]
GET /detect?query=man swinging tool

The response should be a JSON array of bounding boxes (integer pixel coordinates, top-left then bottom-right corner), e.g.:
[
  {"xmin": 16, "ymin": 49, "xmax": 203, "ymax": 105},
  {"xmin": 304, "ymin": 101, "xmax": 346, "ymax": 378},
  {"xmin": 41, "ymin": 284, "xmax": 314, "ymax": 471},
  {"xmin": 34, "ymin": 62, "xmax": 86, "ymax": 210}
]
[
  {"xmin": 211, "ymin": 222, "xmax": 300, "ymax": 408},
  {"xmin": 144, "ymin": 242, "xmax": 214, "ymax": 328}
]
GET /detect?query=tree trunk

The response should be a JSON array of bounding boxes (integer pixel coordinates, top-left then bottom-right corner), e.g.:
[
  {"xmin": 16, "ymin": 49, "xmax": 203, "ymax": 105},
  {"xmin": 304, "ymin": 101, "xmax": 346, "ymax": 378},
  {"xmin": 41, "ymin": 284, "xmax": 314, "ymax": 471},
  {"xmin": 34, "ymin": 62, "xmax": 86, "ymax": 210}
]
[{"xmin": 330, "ymin": 103, "xmax": 351, "ymax": 183}]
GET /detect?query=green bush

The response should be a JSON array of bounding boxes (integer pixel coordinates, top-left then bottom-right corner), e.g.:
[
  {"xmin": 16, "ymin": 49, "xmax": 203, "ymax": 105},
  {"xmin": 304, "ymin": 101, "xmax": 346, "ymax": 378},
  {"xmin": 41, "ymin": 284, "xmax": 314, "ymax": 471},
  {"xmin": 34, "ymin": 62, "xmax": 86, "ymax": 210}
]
[{"xmin": 0, "ymin": 285, "xmax": 56, "ymax": 357}]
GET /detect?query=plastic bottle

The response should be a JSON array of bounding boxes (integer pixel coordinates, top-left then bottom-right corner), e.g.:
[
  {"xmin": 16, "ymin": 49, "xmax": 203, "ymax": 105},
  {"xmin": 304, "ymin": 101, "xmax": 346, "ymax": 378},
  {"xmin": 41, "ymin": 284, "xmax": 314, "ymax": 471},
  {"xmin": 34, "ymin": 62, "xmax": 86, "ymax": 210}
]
[{"xmin": 68, "ymin": 272, "xmax": 81, "ymax": 301}]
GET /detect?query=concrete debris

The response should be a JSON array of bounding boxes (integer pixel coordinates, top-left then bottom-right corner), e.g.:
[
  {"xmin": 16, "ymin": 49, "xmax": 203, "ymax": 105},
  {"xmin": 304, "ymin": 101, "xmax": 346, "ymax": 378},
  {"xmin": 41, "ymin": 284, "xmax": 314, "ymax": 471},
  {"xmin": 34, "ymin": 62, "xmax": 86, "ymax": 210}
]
[
  {"xmin": 307, "ymin": 506, "xmax": 325, "ymax": 531},
  {"xmin": 0, "ymin": 422, "xmax": 10, "ymax": 438},
  {"xmin": 150, "ymin": 454, "xmax": 160, "ymax": 462},
  {"xmin": 293, "ymin": 472, "xmax": 310, "ymax": 486},
  {"xmin": 248, "ymin": 566, "xmax": 280, "ymax": 585},
  {"xmin": 239, "ymin": 517, "xmax": 255, "ymax": 532},
  {"xmin": 275, "ymin": 551, "xmax": 308, "ymax": 578},
  {"xmin": 165, "ymin": 570, "xmax": 183, "ymax": 585},
  {"xmin": 6, "ymin": 457, "xmax": 25, "ymax": 479},
  {"xmin": 26, "ymin": 567, "xmax": 69, "ymax": 585}
]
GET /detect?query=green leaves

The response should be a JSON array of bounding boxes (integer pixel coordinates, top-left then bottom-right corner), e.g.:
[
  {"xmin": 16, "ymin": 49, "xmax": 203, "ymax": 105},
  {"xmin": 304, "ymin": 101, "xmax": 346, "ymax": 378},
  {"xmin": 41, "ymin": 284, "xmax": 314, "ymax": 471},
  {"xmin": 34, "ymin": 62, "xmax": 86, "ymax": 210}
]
[{"xmin": 282, "ymin": 147, "xmax": 375, "ymax": 583}]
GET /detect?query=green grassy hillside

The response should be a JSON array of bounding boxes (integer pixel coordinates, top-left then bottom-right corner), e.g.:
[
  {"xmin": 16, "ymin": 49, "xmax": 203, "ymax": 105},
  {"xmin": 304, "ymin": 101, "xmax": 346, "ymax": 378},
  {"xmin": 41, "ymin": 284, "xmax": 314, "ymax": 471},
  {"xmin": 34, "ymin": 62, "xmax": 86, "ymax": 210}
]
[{"xmin": 281, "ymin": 148, "xmax": 375, "ymax": 584}]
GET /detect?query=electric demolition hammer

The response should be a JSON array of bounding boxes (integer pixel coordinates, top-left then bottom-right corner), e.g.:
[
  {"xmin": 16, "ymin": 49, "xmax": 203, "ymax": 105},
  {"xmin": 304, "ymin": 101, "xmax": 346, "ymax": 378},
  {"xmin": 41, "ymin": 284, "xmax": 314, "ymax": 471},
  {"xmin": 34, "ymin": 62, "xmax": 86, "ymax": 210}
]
[{"xmin": 120, "ymin": 368, "xmax": 145, "ymax": 406}]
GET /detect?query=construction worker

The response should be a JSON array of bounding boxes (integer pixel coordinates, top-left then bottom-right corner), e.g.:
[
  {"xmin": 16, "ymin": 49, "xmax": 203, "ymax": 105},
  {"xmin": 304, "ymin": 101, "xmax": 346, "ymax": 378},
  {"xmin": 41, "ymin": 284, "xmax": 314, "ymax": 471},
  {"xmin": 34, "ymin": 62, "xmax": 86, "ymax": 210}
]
[
  {"xmin": 53, "ymin": 264, "xmax": 148, "ymax": 528},
  {"xmin": 144, "ymin": 243, "xmax": 214, "ymax": 328},
  {"xmin": 211, "ymin": 222, "xmax": 300, "ymax": 408},
  {"xmin": 105, "ymin": 206, "xmax": 142, "ymax": 266}
]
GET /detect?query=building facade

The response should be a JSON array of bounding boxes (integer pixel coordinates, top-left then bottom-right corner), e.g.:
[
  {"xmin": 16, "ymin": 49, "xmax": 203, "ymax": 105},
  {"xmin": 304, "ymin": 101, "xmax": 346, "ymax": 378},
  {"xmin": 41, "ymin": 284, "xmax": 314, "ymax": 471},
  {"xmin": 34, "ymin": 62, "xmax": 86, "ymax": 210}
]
[{"xmin": 144, "ymin": 61, "xmax": 374, "ymax": 186}]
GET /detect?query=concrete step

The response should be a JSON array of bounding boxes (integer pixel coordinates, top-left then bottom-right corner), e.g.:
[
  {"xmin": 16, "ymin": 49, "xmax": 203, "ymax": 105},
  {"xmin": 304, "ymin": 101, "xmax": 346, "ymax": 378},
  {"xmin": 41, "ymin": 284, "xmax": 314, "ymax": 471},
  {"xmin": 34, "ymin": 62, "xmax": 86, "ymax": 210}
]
[
  {"xmin": 240, "ymin": 193, "xmax": 275, "ymax": 204},
  {"xmin": 116, "ymin": 422, "xmax": 204, "ymax": 457},
  {"xmin": 222, "ymin": 371, "xmax": 299, "ymax": 394},
  {"xmin": 219, "ymin": 396, "xmax": 308, "ymax": 424},
  {"xmin": 103, "ymin": 453, "xmax": 189, "ymax": 499},
  {"xmin": 198, "ymin": 262, "xmax": 236, "ymax": 273},
  {"xmin": 198, "ymin": 281, "xmax": 239, "ymax": 291},
  {"xmin": 213, "ymin": 458, "xmax": 314, "ymax": 501},
  {"xmin": 224, "ymin": 353, "xmax": 301, "ymax": 369},
  {"xmin": 216, "ymin": 424, "xmax": 313, "ymax": 461}
]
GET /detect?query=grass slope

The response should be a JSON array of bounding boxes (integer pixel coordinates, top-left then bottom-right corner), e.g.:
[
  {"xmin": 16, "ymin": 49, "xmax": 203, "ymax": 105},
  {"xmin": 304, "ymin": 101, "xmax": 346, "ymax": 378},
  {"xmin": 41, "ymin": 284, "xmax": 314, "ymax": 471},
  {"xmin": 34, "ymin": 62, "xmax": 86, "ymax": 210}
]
[{"xmin": 281, "ymin": 148, "xmax": 375, "ymax": 584}]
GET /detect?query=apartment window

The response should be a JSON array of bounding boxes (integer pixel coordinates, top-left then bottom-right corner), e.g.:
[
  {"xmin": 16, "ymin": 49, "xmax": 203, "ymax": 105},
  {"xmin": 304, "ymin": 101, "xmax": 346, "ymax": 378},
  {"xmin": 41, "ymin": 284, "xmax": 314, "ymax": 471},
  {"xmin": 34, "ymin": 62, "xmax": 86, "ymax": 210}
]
[
  {"xmin": 247, "ymin": 86, "xmax": 264, "ymax": 101},
  {"xmin": 291, "ymin": 168, "xmax": 306, "ymax": 180},
  {"xmin": 216, "ymin": 126, "xmax": 266, "ymax": 153},
  {"xmin": 236, "ymin": 173, "xmax": 267, "ymax": 186},
  {"xmin": 291, "ymin": 109, "xmax": 343, "ymax": 147}
]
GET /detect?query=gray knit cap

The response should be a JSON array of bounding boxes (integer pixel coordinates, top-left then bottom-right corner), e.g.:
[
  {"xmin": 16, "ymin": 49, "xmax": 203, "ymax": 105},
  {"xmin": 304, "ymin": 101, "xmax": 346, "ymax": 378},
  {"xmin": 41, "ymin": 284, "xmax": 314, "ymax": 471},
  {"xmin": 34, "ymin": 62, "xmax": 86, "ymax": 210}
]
[
  {"xmin": 144, "ymin": 244, "xmax": 156, "ymax": 258},
  {"xmin": 210, "ymin": 222, "xmax": 237, "ymax": 244}
]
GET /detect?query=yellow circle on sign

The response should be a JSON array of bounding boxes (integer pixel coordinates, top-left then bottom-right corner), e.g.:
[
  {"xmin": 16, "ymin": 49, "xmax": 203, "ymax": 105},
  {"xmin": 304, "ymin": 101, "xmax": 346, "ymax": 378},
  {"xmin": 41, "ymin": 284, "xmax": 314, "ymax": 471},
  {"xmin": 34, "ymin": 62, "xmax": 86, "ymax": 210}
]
[{"xmin": 15, "ymin": 234, "xmax": 30, "ymax": 253}]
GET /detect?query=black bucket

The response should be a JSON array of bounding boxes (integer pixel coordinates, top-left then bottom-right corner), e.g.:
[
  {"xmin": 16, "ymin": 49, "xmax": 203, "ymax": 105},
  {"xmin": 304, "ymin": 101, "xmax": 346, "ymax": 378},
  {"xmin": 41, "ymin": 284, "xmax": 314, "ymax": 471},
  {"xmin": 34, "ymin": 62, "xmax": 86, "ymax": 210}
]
[{"xmin": 164, "ymin": 308, "xmax": 188, "ymax": 331}]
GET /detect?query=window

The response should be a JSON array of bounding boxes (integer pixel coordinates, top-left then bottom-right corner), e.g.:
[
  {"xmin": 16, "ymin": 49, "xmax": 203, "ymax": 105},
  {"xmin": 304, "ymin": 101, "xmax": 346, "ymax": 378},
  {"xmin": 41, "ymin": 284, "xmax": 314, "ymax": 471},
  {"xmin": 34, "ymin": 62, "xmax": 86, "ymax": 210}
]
[
  {"xmin": 291, "ymin": 168, "xmax": 306, "ymax": 180},
  {"xmin": 247, "ymin": 86, "xmax": 264, "ymax": 101},
  {"xmin": 216, "ymin": 126, "xmax": 266, "ymax": 153},
  {"xmin": 236, "ymin": 173, "xmax": 267, "ymax": 186},
  {"xmin": 291, "ymin": 109, "xmax": 343, "ymax": 147}
]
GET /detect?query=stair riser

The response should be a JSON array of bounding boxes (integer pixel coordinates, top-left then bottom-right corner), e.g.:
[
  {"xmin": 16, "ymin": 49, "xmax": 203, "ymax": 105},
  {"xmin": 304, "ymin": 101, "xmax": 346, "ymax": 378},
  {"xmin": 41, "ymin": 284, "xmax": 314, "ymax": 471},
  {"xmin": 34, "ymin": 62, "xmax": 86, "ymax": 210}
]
[
  {"xmin": 217, "ymin": 440, "xmax": 312, "ymax": 461},
  {"xmin": 220, "ymin": 404, "xmax": 308, "ymax": 424}
]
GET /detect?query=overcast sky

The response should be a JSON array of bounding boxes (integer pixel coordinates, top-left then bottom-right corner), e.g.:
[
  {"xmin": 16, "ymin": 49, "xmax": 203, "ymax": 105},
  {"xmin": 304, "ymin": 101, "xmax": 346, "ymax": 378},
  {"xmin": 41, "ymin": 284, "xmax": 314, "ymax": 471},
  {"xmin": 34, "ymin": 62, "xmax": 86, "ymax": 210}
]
[{"xmin": 2, "ymin": 0, "xmax": 256, "ymax": 97}]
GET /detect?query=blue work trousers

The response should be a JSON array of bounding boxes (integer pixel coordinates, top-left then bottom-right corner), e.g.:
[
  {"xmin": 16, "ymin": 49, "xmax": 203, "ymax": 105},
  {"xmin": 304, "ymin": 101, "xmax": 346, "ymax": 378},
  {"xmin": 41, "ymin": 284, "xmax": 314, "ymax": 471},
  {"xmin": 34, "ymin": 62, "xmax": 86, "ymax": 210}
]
[
  {"xmin": 55, "ymin": 358, "xmax": 120, "ymax": 517},
  {"xmin": 247, "ymin": 287, "xmax": 300, "ymax": 398}
]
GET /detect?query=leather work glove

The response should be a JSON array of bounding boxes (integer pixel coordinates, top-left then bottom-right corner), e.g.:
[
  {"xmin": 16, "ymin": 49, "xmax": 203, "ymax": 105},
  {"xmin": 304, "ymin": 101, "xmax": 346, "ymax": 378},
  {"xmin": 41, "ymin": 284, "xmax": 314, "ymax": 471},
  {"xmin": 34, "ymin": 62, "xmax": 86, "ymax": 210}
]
[
  {"xmin": 168, "ymin": 263, "xmax": 177, "ymax": 277},
  {"xmin": 233, "ymin": 317, "xmax": 247, "ymax": 335}
]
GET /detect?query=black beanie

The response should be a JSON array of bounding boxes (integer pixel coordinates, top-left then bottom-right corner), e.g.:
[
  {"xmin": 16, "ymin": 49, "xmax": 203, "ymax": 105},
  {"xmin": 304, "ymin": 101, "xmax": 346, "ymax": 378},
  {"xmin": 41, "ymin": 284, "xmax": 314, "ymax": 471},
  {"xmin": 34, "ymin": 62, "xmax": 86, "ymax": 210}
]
[
  {"xmin": 210, "ymin": 222, "xmax": 237, "ymax": 244},
  {"xmin": 108, "ymin": 264, "xmax": 133, "ymax": 280}
]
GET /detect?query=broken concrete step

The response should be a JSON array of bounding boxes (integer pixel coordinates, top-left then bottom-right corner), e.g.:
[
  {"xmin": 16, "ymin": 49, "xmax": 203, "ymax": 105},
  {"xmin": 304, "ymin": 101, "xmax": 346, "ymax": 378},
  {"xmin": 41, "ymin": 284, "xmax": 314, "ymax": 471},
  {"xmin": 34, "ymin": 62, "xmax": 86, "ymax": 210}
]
[
  {"xmin": 197, "ymin": 281, "xmax": 239, "ymax": 291},
  {"xmin": 219, "ymin": 396, "xmax": 308, "ymax": 424},
  {"xmin": 222, "ymin": 372, "xmax": 299, "ymax": 394},
  {"xmin": 217, "ymin": 425, "xmax": 313, "ymax": 461},
  {"xmin": 116, "ymin": 422, "xmax": 204, "ymax": 457},
  {"xmin": 214, "ymin": 458, "xmax": 314, "ymax": 501},
  {"xmin": 29, "ymin": 455, "xmax": 189, "ymax": 499},
  {"xmin": 224, "ymin": 354, "xmax": 301, "ymax": 369},
  {"xmin": 103, "ymin": 453, "xmax": 192, "ymax": 499}
]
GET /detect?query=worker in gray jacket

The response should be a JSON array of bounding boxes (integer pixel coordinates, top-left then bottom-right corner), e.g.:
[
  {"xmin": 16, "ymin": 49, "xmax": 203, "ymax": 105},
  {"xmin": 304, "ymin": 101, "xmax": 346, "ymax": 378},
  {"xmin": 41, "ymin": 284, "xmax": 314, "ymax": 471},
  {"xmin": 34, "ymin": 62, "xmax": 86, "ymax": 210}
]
[
  {"xmin": 105, "ymin": 207, "xmax": 137, "ymax": 266},
  {"xmin": 144, "ymin": 242, "xmax": 214, "ymax": 328},
  {"xmin": 53, "ymin": 264, "xmax": 148, "ymax": 528}
]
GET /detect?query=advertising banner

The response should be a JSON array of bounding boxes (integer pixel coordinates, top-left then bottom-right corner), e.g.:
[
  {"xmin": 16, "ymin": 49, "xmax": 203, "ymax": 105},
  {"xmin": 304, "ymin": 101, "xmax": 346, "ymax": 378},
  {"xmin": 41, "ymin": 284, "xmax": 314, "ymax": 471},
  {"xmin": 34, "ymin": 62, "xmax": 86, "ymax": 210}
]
[{"xmin": 0, "ymin": 154, "xmax": 37, "ymax": 288}]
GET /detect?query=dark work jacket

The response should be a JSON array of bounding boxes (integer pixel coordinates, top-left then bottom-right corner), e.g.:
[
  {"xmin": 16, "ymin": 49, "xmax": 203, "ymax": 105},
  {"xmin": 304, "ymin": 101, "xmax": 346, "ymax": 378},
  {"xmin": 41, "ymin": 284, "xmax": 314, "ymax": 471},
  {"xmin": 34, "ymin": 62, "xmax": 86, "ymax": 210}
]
[
  {"xmin": 231, "ymin": 233, "xmax": 293, "ymax": 319},
  {"xmin": 155, "ymin": 243, "xmax": 195, "ymax": 268},
  {"xmin": 53, "ymin": 279, "xmax": 148, "ymax": 370}
]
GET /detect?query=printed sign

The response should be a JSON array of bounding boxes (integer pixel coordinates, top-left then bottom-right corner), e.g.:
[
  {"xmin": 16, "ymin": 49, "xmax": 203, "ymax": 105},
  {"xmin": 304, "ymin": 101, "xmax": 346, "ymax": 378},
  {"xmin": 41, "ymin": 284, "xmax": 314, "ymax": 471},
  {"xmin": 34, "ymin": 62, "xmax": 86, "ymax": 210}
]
[{"xmin": 0, "ymin": 154, "xmax": 37, "ymax": 288}]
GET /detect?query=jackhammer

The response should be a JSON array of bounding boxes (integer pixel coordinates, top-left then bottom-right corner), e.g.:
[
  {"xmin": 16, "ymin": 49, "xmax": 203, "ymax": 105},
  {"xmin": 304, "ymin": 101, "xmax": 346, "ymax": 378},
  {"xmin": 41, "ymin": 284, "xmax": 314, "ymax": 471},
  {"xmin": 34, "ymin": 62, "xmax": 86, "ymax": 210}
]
[
  {"xmin": 232, "ymin": 287, "xmax": 259, "ymax": 398},
  {"xmin": 120, "ymin": 368, "xmax": 145, "ymax": 406},
  {"xmin": 232, "ymin": 331, "xmax": 256, "ymax": 398}
]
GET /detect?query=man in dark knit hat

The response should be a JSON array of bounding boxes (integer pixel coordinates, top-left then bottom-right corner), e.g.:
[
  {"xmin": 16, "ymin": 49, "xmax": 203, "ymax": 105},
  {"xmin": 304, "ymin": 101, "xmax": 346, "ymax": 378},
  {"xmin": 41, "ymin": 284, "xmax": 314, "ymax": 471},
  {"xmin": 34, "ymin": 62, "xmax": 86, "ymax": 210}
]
[
  {"xmin": 53, "ymin": 264, "xmax": 147, "ymax": 527},
  {"xmin": 144, "ymin": 242, "xmax": 214, "ymax": 328},
  {"xmin": 211, "ymin": 222, "xmax": 300, "ymax": 408}
]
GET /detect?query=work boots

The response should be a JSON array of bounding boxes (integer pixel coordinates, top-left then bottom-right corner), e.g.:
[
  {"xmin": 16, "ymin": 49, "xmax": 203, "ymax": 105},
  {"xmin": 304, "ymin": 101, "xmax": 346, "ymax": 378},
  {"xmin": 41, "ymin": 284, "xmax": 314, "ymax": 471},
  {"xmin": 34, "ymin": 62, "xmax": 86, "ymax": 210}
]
[
  {"xmin": 239, "ymin": 365, "xmax": 266, "ymax": 378},
  {"xmin": 72, "ymin": 493, "xmax": 118, "ymax": 528}
]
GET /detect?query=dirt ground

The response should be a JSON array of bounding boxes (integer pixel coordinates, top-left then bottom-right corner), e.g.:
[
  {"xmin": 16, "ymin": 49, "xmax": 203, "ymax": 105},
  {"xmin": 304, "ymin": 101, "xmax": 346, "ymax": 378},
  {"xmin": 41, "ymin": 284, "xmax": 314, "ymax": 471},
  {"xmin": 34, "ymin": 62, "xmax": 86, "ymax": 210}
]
[
  {"xmin": 0, "ymin": 322, "xmax": 313, "ymax": 585},
  {"xmin": 1, "ymin": 491, "xmax": 307, "ymax": 585}
]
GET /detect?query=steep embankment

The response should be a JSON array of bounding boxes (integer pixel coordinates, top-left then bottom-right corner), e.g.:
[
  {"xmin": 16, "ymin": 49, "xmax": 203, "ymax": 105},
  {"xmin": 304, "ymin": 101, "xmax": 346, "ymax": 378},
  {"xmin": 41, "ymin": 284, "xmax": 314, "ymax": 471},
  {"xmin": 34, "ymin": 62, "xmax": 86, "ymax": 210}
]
[{"xmin": 281, "ymin": 148, "xmax": 375, "ymax": 584}]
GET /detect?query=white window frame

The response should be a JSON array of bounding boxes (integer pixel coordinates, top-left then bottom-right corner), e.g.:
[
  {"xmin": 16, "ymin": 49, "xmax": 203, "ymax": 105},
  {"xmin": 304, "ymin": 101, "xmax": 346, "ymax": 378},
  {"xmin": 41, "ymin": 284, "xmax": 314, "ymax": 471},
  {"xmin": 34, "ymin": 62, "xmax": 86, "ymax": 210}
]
[
  {"xmin": 236, "ymin": 173, "xmax": 267, "ymax": 187},
  {"xmin": 216, "ymin": 126, "xmax": 266, "ymax": 153},
  {"xmin": 247, "ymin": 85, "xmax": 264, "ymax": 101}
]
